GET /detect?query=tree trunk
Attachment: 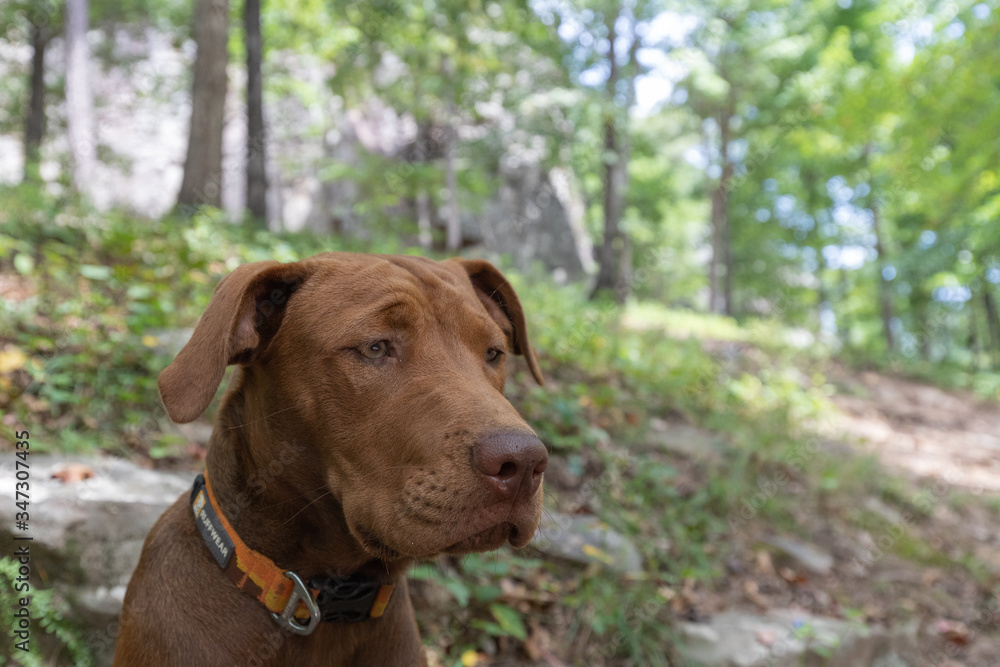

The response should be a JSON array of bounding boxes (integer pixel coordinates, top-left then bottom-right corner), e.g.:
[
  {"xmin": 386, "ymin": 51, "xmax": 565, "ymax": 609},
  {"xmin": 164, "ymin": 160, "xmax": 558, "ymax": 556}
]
[
  {"xmin": 707, "ymin": 134, "xmax": 721, "ymax": 313},
  {"xmin": 968, "ymin": 297, "xmax": 980, "ymax": 370},
  {"xmin": 591, "ymin": 114, "xmax": 626, "ymax": 302},
  {"xmin": 618, "ymin": 24, "xmax": 640, "ymax": 294},
  {"xmin": 721, "ymin": 179, "xmax": 733, "ymax": 316},
  {"xmin": 65, "ymin": 0, "xmax": 96, "ymax": 197},
  {"xmin": 838, "ymin": 268, "xmax": 851, "ymax": 349},
  {"xmin": 984, "ymin": 289, "xmax": 1000, "ymax": 369},
  {"xmin": 708, "ymin": 166, "xmax": 732, "ymax": 314},
  {"xmin": 177, "ymin": 0, "xmax": 230, "ymax": 210},
  {"xmin": 803, "ymin": 169, "xmax": 827, "ymax": 331},
  {"xmin": 442, "ymin": 62, "xmax": 462, "ymax": 252},
  {"xmin": 870, "ymin": 198, "xmax": 896, "ymax": 353},
  {"xmin": 443, "ymin": 121, "xmax": 461, "ymax": 250},
  {"xmin": 915, "ymin": 296, "xmax": 931, "ymax": 360},
  {"xmin": 590, "ymin": 6, "xmax": 632, "ymax": 303},
  {"xmin": 815, "ymin": 251, "xmax": 830, "ymax": 336},
  {"xmin": 709, "ymin": 83, "xmax": 736, "ymax": 316},
  {"xmin": 244, "ymin": 0, "xmax": 267, "ymax": 226},
  {"xmin": 412, "ymin": 113, "xmax": 433, "ymax": 249},
  {"xmin": 24, "ymin": 22, "xmax": 50, "ymax": 182}
]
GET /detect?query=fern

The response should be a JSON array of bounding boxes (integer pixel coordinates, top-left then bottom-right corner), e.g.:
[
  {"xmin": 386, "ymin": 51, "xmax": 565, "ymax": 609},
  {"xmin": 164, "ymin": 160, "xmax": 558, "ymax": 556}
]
[{"xmin": 0, "ymin": 556, "xmax": 93, "ymax": 667}]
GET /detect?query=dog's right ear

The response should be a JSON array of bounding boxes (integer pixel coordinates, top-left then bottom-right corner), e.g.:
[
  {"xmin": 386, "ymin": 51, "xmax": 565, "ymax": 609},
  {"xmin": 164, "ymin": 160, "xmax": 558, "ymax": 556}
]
[{"xmin": 158, "ymin": 260, "xmax": 311, "ymax": 424}]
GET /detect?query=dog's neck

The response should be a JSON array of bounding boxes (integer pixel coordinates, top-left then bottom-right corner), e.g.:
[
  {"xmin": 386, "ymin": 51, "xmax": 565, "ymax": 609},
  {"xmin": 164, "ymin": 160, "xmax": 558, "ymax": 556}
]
[{"xmin": 202, "ymin": 369, "xmax": 411, "ymax": 583}]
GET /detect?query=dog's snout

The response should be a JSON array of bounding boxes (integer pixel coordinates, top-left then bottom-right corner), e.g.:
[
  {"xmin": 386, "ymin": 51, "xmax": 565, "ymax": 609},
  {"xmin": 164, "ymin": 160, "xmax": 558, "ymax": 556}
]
[{"xmin": 473, "ymin": 431, "xmax": 548, "ymax": 500}]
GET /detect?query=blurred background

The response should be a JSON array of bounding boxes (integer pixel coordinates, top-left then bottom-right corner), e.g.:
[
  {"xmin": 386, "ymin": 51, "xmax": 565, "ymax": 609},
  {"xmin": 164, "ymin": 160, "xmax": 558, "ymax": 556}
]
[{"xmin": 1, "ymin": 0, "xmax": 999, "ymax": 665}]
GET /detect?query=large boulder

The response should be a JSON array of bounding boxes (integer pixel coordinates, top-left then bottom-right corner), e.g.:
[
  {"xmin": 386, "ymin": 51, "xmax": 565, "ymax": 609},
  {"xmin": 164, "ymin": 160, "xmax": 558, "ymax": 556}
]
[
  {"xmin": 476, "ymin": 162, "xmax": 590, "ymax": 280},
  {"xmin": 530, "ymin": 511, "xmax": 643, "ymax": 575},
  {"xmin": 677, "ymin": 609, "xmax": 920, "ymax": 667},
  {"xmin": 0, "ymin": 455, "xmax": 191, "ymax": 664}
]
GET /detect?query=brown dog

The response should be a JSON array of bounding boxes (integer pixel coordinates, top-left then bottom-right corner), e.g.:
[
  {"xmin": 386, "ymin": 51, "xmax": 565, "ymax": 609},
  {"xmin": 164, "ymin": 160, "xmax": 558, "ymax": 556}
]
[{"xmin": 113, "ymin": 253, "xmax": 547, "ymax": 666}]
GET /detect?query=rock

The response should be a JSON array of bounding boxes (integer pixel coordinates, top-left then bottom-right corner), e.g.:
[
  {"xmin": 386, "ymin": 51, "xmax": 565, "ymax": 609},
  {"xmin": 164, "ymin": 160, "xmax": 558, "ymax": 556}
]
[
  {"xmin": 530, "ymin": 511, "xmax": 642, "ymax": 575},
  {"xmin": 176, "ymin": 420, "xmax": 215, "ymax": 446},
  {"xmin": 679, "ymin": 621, "xmax": 721, "ymax": 646},
  {"xmin": 760, "ymin": 534, "xmax": 834, "ymax": 576},
  {"xmin": 863, "ymin": 497, "xmax": 903, "ymax": 525},
  {"xmin": 677, "ymin": 609, "xmax": 919, "ymax": 667},
  {"xmin": 642, "ymin": 419, "xmax": 724, "ymax": 460},
  {"xmin": 478, "ymin": 160, "xmax": 590, "ymax": 279},
  {"xmin": 147, "ymin": 327, "xmax": 193, "ymax": 357},
  {"xmin": 0, "ymin": 455, "xmax": 191, "ymax": 663}
]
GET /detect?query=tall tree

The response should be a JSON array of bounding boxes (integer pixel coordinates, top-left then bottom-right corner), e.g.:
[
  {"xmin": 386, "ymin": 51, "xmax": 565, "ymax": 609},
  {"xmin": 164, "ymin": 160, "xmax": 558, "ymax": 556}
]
[
  {"xmin": 244, "ymin": 0, "xmax": 267, "ymax": 225},
  {"xmin": 590, "ymin": 1, "xmax": 643, "ymax": 303},
  {"xmin": 869, "ymin": 195, "xmax": 896, "ymax": 352},
  {"xmin": 442, "ymin": 58, "xmax": 461, "ymax": 251},
  {"xmin": 676, "ymin": 0, "xmax": 841, "ymax": 316},
  {"xmin": 24, "ymin": 15, "xmax": 54, "ymax": 181},
  {"xmin": 325, "ymin": 0, "xmax": 564, "ymax": 245},
  {"xmin": 64, "ymin": 0, "xmax": 96, "ymax": 197},
  {"xmin": 706, "ymin": 76, "xmax": 735, "ymax": 314},
  {"xmin": 177, "ymin": 0, "xmax": 230, "ymax": 210},
  {"xmin": 546, "ymin": 0, "xmax": 653, "ymax": 302}
]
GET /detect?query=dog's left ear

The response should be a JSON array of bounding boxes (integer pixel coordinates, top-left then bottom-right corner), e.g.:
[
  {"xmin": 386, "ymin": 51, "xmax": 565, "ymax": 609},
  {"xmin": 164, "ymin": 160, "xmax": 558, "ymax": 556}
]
[
  {"xmin": 158, "ymin": 260, "xmax": 313, "ymax": 423},
  {"xmin": 452, "ymin": 259, "xmax": 544, "ymax": 385}
]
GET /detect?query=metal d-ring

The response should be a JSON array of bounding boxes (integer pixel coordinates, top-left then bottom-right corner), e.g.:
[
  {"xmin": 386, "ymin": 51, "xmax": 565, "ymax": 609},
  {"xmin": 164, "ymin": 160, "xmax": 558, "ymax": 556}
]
[{"xmin": 272, "ymin": 571, "xmax": 321, "ymax": 636}]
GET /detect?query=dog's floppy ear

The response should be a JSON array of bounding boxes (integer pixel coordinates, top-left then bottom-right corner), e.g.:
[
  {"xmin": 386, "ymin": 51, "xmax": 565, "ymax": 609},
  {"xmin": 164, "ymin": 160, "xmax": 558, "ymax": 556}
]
[
  {"xmin": 452, "ymin": 259, "xmax": 544, "ymax": 385},
  {"xmin": 158, "ymin": 260, "xmax": 311, "ymax": 423}
]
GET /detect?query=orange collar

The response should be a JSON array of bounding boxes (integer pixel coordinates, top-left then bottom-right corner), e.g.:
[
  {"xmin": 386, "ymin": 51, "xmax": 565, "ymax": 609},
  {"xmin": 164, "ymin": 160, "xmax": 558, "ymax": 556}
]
[{"xmin": 190, "ymin": 472, "xmax": 395, "ymax": 635}]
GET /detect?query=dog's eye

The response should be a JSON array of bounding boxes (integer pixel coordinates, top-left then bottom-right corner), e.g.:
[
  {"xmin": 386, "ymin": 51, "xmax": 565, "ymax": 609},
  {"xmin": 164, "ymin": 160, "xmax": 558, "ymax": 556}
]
[
  {"xmin": 361, "ymin": 340, "xmax": 390, "ymax": 360},
  {"xmin": 485, "ymin": 348, "xmax": 503, "ymax": 363}
]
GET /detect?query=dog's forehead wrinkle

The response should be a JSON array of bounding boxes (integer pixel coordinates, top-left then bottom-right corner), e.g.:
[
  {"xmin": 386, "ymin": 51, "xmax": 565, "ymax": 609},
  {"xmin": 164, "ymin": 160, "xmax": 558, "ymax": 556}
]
[{"xmin": 387, "ymin": 254, "xmax": 461, "ymax": 285}]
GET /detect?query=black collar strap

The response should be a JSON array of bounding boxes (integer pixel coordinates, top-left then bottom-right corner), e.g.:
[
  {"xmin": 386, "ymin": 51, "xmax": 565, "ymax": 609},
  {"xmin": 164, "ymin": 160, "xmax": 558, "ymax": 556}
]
[{"xmin": 190, "ymin": 473, "xmax": 395, "ymax": 635}]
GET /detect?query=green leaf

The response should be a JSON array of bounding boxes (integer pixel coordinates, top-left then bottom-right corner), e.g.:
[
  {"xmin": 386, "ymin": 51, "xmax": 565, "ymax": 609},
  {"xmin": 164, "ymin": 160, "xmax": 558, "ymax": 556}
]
[
  {"xmin": 406, "ymin": 564, "xmax": 436, "ymax": 580},
  {"xmin": 471, "ymin": 584, "xmax": 502, "ymax": 603},
  {"xmin": 80, "ymin": 264, "xmax": 113, "ymax": 280},
  {"xmin": 14, "ymin": 253, "xmax": 35, "ymax": 275},
  {"xmin": 488, "ymin": 603, "xmax": 527, "ymax": 640},
  {"xmin": 443, "ymin": 577, "xmax": 470, "ymax": 607},
  {"xmin": 470, "ymin": 619, "xmax": 507, "ymax": 638}
]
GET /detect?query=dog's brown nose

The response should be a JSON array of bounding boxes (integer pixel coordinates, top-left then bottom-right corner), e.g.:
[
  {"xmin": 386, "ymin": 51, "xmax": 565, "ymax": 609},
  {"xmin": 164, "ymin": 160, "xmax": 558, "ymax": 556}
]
[{"xmin": 473, "ymin": 431, "xmax": 548, "ymax": 501}]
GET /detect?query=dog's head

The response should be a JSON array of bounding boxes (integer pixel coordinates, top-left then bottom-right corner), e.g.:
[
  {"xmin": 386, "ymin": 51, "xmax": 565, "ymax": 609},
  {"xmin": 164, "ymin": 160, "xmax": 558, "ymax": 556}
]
[{"xmin": 158, "ymin": 253, "xmax": 546, "ymax": 560}]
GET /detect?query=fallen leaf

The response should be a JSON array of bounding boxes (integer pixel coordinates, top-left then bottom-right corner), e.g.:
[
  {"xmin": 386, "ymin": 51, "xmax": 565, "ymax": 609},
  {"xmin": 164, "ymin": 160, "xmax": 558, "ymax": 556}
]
[
  {"xmin": 863, "ymin": 603, "xmax": 885, "ymax": 621},
  {"xmin": 743, "ymin": 580, "xmax": 770, "ymax": 610},
  {"xmin": 523, "ymin": 621, "xmax": 551, "ymax": 661},
  {"xmin": 581, "ymin": 543, "xmax": 615, "ymax": 565},
  {"xmin": 0, "ymin": 346, "xmax": 27, "ymax": 374},
  {"xmin": 756, "ymin": 628, "xmax": 777, "ymax": 647},
  {"xmin": 541, "ymin": 648, "xmax": 571, "ymax": 667},
  {"xmin": 22, "ymin": 395, "xmax": 49, "ymax": 413},
  {"xmin": 755, "ymin": 549, "xmax": 775, "ymax": 576},
  {"xmin": 935, "ymin": 619, "xmax": 972, "ymax": 646},
  {"xmin": 779, "ymin": 566, "xmax": 807, "ymax": 584},
  {"xmin": 922, "ymin": 568, "xmax": 944, "ymax": 587},
  {"xmin": 52, "ymin": 463, "xmax": 96, "ymax": 483}
]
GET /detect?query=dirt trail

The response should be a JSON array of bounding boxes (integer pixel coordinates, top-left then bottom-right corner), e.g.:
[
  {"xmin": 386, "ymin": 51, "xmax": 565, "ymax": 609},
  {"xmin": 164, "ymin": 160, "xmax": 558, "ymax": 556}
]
[{"xmin": 832, "ymin": 369, "xmax": 1000, "ymax": 494}]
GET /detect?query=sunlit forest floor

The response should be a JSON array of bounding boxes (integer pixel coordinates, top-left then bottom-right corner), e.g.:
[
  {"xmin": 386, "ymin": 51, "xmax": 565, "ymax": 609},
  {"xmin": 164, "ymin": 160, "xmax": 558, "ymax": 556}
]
[{"xmin": 2, "ymin": 189, "xmax": 998, "ymax": 665}]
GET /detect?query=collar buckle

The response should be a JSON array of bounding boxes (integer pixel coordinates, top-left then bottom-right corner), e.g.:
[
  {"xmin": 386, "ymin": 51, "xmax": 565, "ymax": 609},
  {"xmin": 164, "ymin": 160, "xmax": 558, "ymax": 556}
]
[
  {"xmin": 310, "ymin": 574, "xmax": 383, "ymax": 623},
  {"xmin": 272, "ymin": 571, "xmax": 322, "ymax": 636}
]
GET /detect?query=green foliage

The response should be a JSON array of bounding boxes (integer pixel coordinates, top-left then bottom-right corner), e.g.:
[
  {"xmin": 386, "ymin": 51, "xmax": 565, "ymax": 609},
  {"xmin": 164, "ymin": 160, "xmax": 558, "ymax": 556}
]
[
  {"xmin": 0, "ymin": 184, "xmax": 389, "ymax": 454},
  {"xmin": 410, "ymin": 553, "xmax": 545, "ymax": 658},
  {"xmin": 0, "ymin": 557, "xmax": 92, "ymax": 667},
  {"xmin": 564, "ymin": 575, "xmax": 674, "ymax": 666}
]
